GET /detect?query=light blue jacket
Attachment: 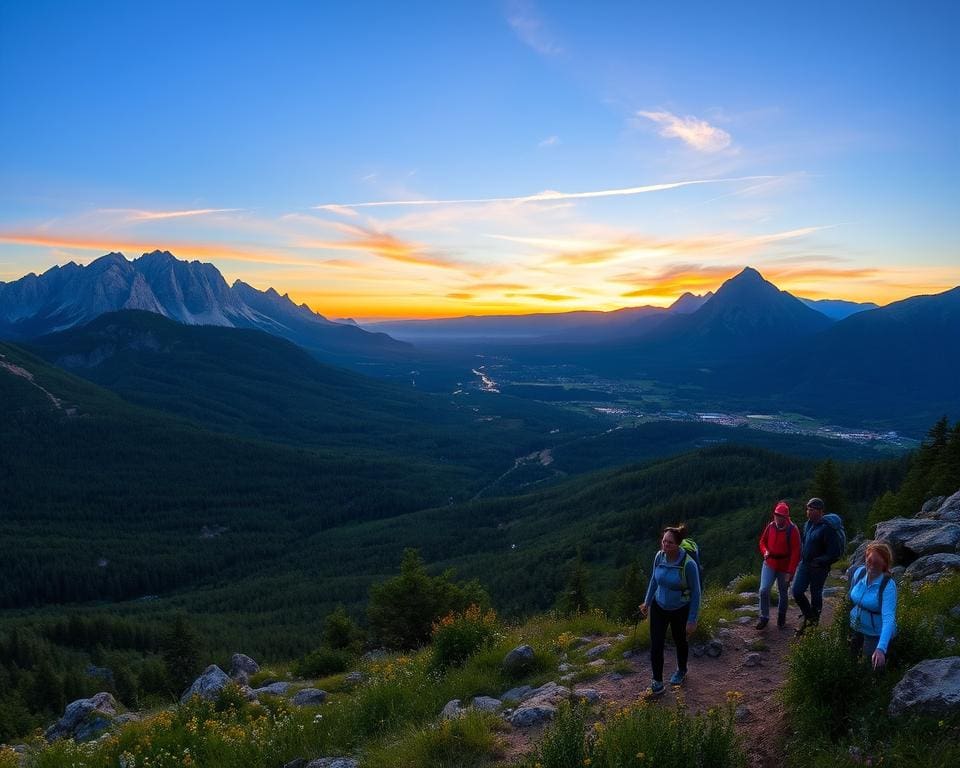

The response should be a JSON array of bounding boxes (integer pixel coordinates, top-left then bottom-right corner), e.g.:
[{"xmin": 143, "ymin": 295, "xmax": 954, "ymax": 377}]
[
  {"xmin": 643, "ymin": 550, "xmax": 701, "ymax": 622},
  {"xmin": 849, "ymin": 565, "xmax": 897, "ymax": 653}
]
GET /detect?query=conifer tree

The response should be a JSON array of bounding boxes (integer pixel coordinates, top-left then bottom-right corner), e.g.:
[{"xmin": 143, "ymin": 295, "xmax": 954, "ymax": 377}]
[
  {"xmin": 160, "ymin": 614, "xmax": 201, "ymax": 696},
  {"xmin": 614, "ymin": 559, "xmax": 647, "ymax": 622},
  {"xmin": 558, "ymin": 548, "xmax": 590, "ymax": 616},
  {"xmin": 809, "ymin": 459, "xmax": 846, "ymax": 517}
]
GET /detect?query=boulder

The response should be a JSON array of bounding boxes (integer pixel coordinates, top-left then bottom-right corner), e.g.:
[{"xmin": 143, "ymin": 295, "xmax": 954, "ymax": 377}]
[
  {"xmin": 588, "ymin": 659, "xmax": 607, "ymax": 668},
  {"xmin": 503, "ymin": 644, "xmax": 535, "ymax": 674},
  {"xmin": 45, "ymin": 692, "xmax": 118, "ymax": 742},
  {"xmin": 501, "ymin": 684, "xmax": 533, "ymax": 702},
  {"xmin": 706, "ymin": 639, "xmax": 723, "ymax": 658},
  {"xmin": 306, "ymin": 759, "xmax": 358, "ymax": 768},
  {"xmin": 585, "ymin": 643, "xmax": 611, "ymax": 659},
  {"xmin": 743, "ymin": 653, "xmax": 762, "ymax": 668},
  {"xmin": 292, "ymin": 688, "xmax": 327, "ymax": 706},
  {"xmin": 920, "ymin": 496, "xmax": 947, "ymax": 516},
  {"xmin": 889, "ymin": 657, "xmax": 960, "ymax": 717},
  {"xmin": 874, "ymin": 519, "xmax": 943, "ymax": 562},
  {"xmin": 508, "ymin": 681, "xmax": 571, "ymax": 727},
  {"xmin": 934, "ymin": 491, "xmax": 960, "ymax": 522},
  {"xmin": 904, "ymin": 553, "xmax": 960, "ymax": 581},
  {"xmin": 230, "ymin": 653, "xmax": 259, "ymax": 680},
  {"xmin": 253, "ymin": 681, "xmax": 291, "ymax": 697},
  {"xmin": 471, "ymin": 696, "xmax": 501, "ymax": 712},
  {"xmin": 509, "ymin": 704, "xmax": 557, "ymax": 727},
  {"xmin": 735, "ymin": 705, "xmax": 753, "ymax": 723},
  {"xmin": 181, "ymin": 665, "xmax": 231, "ymax": 704},
  {"xmin": 573, "ymin": 688, "xmax": 600, "ymax": 704},
  {"xmin": 441, "ymin": 699, "xmax": 463, "ymax": 719},
  {"xmin": 283, "ymin": 760, "xmax": 308, "ymax": 768},
  {"xmin": 904, "ymin": 524, "xmax": 960, "ymax": 557}
]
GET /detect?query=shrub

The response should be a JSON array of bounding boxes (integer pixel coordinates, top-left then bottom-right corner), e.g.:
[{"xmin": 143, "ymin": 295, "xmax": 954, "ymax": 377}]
[
  {"xmin": 293, "ymin": 647, "xmax": 353, "ymax": 678},
  {"xmin": 363, "ymin": 710, "xmax": 502, "ymax": 768},
  {"xmin": 430, "ymin": 605, "xmax": 499, "ymax": 671},
  {"xmin": 323, "ymin": 605, "xmax": 363, "ymax": 652},
  {"xmin": 521, "ymin": 701, "xmax": 589, "ymax": 768}
]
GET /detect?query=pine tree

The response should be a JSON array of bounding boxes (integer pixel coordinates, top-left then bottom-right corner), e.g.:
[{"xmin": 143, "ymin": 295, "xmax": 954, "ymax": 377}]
[
  {"xmin": 558, "ymin": 548, "xmax": 590, "ymax": 616},
  {"xmin": 613, "ymin": 559, "xmax": 647, "ymax": 622},
  {"xmin": 160, "ymin": 614, "xmax": 201, "ymax": 696},
  {"xmin": 809, "ymin": 459, "xmax": 846, "ymax": 517}
]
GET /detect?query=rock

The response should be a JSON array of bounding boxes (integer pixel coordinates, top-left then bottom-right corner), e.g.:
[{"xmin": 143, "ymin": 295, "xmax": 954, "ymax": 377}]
[
  {"xmin": 743, "ymin": 653, "xmax": 762, "ymax": 668},
  {"xmin": 735, "ymin": 705, "xmax": 753, "ymax": 723},
  {"xmin": 920, "ymin": 496, "xmax": 947, "ymax": 515},
  {"xmin": 306, "ymin": 759, "xmax": 358, "ymax": 768},
  {"xmin": 284, "ymin": 760, "xmax": 308, "ymax": 768},
  {"xmin": 292, "ymin": 688, "xmax": 327, "ymax": 706},
  {"xmin": 738, "ymin": 591, "xmax": 757, "ymax": 600},
  {"xmin": 588, "ymin": 659, "xmax": 607, "ymax": 668},
  {"xmin": 571, "ymin": 637, "xmax": 592, "ymax": 648},
  {"xmin": 904, "ymin": 553, "xmax": 960, "ymax": 581},
  {"xmin": 573, "ymin": 688, "xmax": 600, "ymax": 704},
  {"xmin": 718, "ymin": 617, "xmax": 729, "ymax": 624},
  {"xmin": 45, "ymin": 692, "xmax": 118, "ymax": 742},
  {"xmin": 558, "ymin": 662, "xmax": 573, "ymax": 672},
  {"xmin": 181, "ymin": 665, "xmax": 232, "ymax": 704},
  {"xmin": 706, "ymin": 640, "xmax": 723, "ymax": 658},
  {"xmin": 691, "ymin": 644, "xmax": 706, "ymax": 658},
  {"xmin": 441, "ymin": 699, "xmax": 463, "ymax": 718},
  {"xmin": 113, "ymin": 713, "xmax": 141, "ymax": 728},
  {"xmin": 501, "ymin": 685, "xmax": 533, "ymax": 702},
  {"xmin": 931, "ymin": 490, "xmax": 960, "ymax": 522},
  {"xmin": 361, "ymin": 649, "xmax": 388, "ymax": 662},
  {"xmin": 585, "ymin": 643, "xmax": 611, "ymax": 659},
  {"xmin": 905, "ymin": 524, "xmax": 960, "ymax": 557},
  {"xmin": 343, "ymin": 671, "xmax": 365, "ymax": 686},
  {"xmin": 230, "ymin": 653, "xmax": 259, "ymax": 680},
  {"xmin": 471, "ymin": 696, "xmax": 501, "ymax": 712},
  {"xmin": 606, "ymin": 672, "xmax": 625, "ymax": 682},
  {"xmin": 889, "ymin": 657, "xmax": 960, "ymax": 717},
  {"xmin": 892, "ymin": 565, "xmax": 906, "ymax": 580},
  {"xmin": 503, "ymin": 644, "xmax": 535, "ymax": 674},
  {"xmin": 559, "ymin": 673, "xmax": 575, "ymax": 683},
  {"xmin": 735, "ymin": 605, "xmax": 760, "ymax": 614},
  {"xmin": 253, "ymin": 681, "xmax": 291, "ymax": 697},
  {"xmin": 822, "ymin": 587, "xmax": 843, "ymax": 597},
  {"xmin": 509, "ymin": 704, "xmax": 557, "ymax": 727},
  {"xmin": 950, "ymin": 605, "xmax": 960, "ymax": 620},
  {"xmin": 874, "ymin": 519, "xmax": 944, "ymax": 562},
  {"xmin": 737, "ymin": 616, "xmax": 753, "ymax": 625}
]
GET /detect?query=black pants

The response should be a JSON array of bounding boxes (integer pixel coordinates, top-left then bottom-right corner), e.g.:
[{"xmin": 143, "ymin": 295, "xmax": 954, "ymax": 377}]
[{"xmin": 650, "ymin": 599, "xmax": 690, "ymax": 682}]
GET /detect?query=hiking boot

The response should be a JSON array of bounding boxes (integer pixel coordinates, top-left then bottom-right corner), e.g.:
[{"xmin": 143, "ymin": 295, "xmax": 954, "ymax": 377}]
[
  {"xmin": 755, "ymin": 617, "xmax": 769, "ymax": 630},
  {"xmin": 795, "ymin": 618, "xmax": 808, "ymax": 637},
  {"xmin": 645, "ymin": 680, "xmax": 666, "ymax": 698},
  {"xmin": 669, "ymin": 669, "xmax": 686, "ymax": 686},
  {"xmin": 777, "ymin": 615, "xmax": 787, "ymax": 629}
]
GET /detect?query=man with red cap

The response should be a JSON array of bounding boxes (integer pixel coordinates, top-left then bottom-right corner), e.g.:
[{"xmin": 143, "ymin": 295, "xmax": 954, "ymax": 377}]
[{"xmin": 756, "ymin": 500, "xmax": 801, "ymax": 629}]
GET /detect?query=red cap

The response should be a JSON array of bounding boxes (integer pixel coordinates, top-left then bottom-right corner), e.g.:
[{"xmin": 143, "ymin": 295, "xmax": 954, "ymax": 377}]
[{"xmin": 774, "ymin": 501, "xmax": 790, "ymax": 516}]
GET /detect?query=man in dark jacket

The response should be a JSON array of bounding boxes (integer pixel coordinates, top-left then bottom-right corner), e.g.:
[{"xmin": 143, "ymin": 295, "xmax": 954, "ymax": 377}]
[{"xmin": 791, "ymin": 497, "xmax": 842, "ymax": 635}]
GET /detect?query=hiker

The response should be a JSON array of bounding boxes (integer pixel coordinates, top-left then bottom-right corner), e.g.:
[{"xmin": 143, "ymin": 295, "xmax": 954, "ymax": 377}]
[
  {"xmin": 792, "ymin": 497, "xmax": 844, "ymax": 635},
  {"xmin": 849, "ymin": 540, "xmax": 897, "ymax": 671},
  {"xmin": 756, "ymin": 500, "xmax": 801, "ymax": 629},
  {"xmin": 639, "ymin": 524, "xmax": 701, "ymax": 697}
]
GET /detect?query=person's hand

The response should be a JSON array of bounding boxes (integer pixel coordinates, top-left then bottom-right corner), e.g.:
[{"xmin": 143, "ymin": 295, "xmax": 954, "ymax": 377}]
[
  {"xmin": 639, "ymin": 603, "xmax": 649, "ymax": 618},
  {"xmin": 872, "ymin": 648, "xmax": 887, "ymax": 671},
  {"xmin": 762, "ymin": 549, "xmax": 770, "ymax": 559},
  {"xmin": 685, "ymin": 621, "xmax": 697, "ymax": 637}
]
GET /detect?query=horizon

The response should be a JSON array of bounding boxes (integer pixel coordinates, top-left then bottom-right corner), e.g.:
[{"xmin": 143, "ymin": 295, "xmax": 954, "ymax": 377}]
[{"xmin": 2, "ymin": 2, "xmax": 958, "ymax": 319}]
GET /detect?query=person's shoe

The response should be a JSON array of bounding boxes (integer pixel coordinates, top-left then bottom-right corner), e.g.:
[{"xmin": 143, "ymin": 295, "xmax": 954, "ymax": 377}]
[
  {"xmin": 808, "ymin": 615, "xmax": 820, "ymax": 627},
  {"xmin": 669, "ymin": 669, "xmax": 687, "ymax": 686},
  {"xmin": 777, "ymin": 615, "xmax": 787, "ymax": 629},
  {"xmin": 755, "ymin": 617, "xmax": 769, "ymax": 630},
  {"xmin": 795, "ymin": 618, "xmax": 808, "ymax": 637},
  {"xmin": 645, "ymin": 680, "xmax": 666, "ymax": 698}
]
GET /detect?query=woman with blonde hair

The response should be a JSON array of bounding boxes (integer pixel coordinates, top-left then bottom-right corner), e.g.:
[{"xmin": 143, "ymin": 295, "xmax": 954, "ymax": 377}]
[{"xmin": 849, "ymin": 540, "xmax": 897, "ymax": 670}]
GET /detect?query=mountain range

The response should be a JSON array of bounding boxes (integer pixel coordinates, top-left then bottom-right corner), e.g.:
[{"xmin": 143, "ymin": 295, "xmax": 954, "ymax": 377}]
[{"xmin": 0, "ymin": 250, "xmax": 406, "ymax": 362}]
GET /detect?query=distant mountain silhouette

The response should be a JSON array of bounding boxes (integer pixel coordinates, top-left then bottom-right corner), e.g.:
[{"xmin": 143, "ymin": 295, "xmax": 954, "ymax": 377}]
[
  {"xmin": 799, "ymin": 297, "xmax": 878, "ymax": 320},
  {"xmin": 0, "ymin": 251, "xmax": 407, "ymax": 361},
  {"xmin": 669, "ymin": 291, "xmax": 714, "ymax": 314}
]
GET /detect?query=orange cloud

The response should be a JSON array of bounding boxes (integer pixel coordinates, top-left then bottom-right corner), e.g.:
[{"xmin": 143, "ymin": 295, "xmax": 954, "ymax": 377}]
[{"xmin": 300, "ymin": 223, "xmax": 462, "ymax": 269}]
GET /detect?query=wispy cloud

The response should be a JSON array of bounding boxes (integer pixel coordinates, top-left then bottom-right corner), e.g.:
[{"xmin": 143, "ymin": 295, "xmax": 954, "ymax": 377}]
[
  {"xmin": 507, "ymin": 1, "xmax": 563, "ymax": 56},
  {"xmin": 99, "ymin": 207, "xmax": 243, "ymax": 222},
  {"xmin": 538, "ymin": 135, "xmax": 561, "ymax": 148},
  {"xmin": 314, "ymin": 175, "xmax": 775, "ymax": 211},
  {"xmin": 299, "ymin": 223, "xmax": 461, "ymax": 269},
  {"xmin": 636, "ymin": 110, "xmax": 733, "ymax": 153}
]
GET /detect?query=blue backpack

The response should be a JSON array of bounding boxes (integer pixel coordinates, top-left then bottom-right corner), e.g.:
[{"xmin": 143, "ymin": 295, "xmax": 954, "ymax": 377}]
[{"xmin": 822, "ymin": 514, "xmax": 847, "ymax": 562}]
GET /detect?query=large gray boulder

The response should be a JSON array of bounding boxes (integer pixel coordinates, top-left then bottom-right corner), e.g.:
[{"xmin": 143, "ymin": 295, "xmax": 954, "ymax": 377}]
[
  {"xmin": 904, "ymin": 553, "xmax": 960, "ymax": 581},
  {"xmin": 889, "ymin": 657, "xmax": 960, "ymax": 717},
  {"xmin": 931, "ymin": 491, "xmax": 960, "ymax": 522},
  {"xmin": 508, "ymin": 681, "xmax": 571, "ymax": 727},
  {"xmin": 501, "ymin": 684, "xmax": 533, "ymax": 702},
  {"xmin": 874, "ymin": 519, "xmax": 943, "ymax": 562},
  {"xmin": 229, "ymin": 653, "xmax": 259, "ymax": 681},
  {"xmin": 471, "ymin": 696, "xmax": 502, "ymax": 712},
  {"xmin": 45, "ymin": 692, "xmax": 118, "ymax": 742},
  {"xmin": 905, "ymin": 524, "xmax": 960, "ymax": 557},
  {"xmin": 253, "ymin": 681, "xmax": 291, "ymax": 697},
  {"xmin": 306, "ymin": 759, "xmax": 358, "ymax": 768},
  {"xmin": 919, "ymin": 496, "xmax": 947, "ymax": 516},
  {"xmin": 181, "ymin": 665, "xmax": 232, "ymax": 704},
  {"xmin": 503, "ymin": 644, "xmax": 535, "ymax": 674}
]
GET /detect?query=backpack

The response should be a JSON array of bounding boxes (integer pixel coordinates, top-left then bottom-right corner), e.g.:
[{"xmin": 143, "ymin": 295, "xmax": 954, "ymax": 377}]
[
  {"xmin": 654, "ymin": 538, "xmax": 703, "ymax": 597},
  {"xmin": 822, "ymin": 513, "xmax": 847, "ymax": 562}
]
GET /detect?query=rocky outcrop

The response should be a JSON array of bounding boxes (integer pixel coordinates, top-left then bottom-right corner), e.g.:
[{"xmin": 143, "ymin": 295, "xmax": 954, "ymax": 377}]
[
  {"xmin": 502, "ymin": 644, "xmax": 535, "ymax": 674},
  {"xmin": 918, "ymin": 490, "xmax": 960, "ymax": 522},
  {"xmin": 229, "ymin": 653, "xmax": 259, "ymax": 683},
  {"xmin": 889, "ymin": 657, "xmax": 960, "ymax": 717},
  {"xmin": 507, "ymin": 681, "xmax": 571, "ymax": 727},
  {"xmin": 45, "ymin": 692, "xmax": 118, "ymax": 742},
  {"xmin": 904, "ymin": 553, "xmax": 960, "ymax": 581}
]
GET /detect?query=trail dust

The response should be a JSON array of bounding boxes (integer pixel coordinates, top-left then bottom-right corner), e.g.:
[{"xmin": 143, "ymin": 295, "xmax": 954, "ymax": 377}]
[{"xmin": 500, "ymin": 592, "xmax": 839, "ymax": 768}]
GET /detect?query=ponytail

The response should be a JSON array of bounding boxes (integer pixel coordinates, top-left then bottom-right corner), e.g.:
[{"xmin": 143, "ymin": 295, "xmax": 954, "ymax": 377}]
[{"xmin": 663, "ymin": 524, "xmax": 688, "ymax": 543}]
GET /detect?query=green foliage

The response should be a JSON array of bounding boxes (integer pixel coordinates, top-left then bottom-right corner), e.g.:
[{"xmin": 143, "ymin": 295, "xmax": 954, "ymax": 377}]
[
  {"xmin": 612, "ymin": 559, "xmax": 648, "ymax": 622},
  {"xmin": 557, "ymin": 548, "xmax": 590, "ymax": 616},
  {"xmin": 729, "ymin": 572, "xmax": 760, "ymax": 593},
  {"xmin": 363, "ymin": 710, "xmax": 503, "ymax": 768},
  {"xmin": 367, "ymin": 549, "xmax": 490, "ymax": 649},
  {"xmin": 322, "ymin": 605, "xmax": 362, "ymax": 652},
  {"xmin": 292, "ymin": 648, "xmax": 353, "ymax": 679},
  {"xmin": 522, "ymin": 698, "xmax": 746, "ymax": 768},
  {"xmin": 808, "ymin": 458, "xmax": 847, "ymax": 518},
  {"xmin": 161, "ymin": 614, "xmax": 202, "ymax": 696},
  {"xmin": 430, "ymin": 605, "xmax": 499, "ymax": 671}
]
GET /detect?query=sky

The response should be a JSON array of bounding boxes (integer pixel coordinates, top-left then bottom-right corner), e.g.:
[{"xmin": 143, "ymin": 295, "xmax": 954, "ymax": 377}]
[{"xmin": 1, "ymin": 1, "xmax": 957, "ymax": 320}]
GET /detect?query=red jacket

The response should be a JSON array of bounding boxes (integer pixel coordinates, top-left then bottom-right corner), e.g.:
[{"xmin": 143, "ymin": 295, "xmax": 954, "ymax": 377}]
[{"xmin": 758, "ymin": 519, "xmax": 801, "ymax": 575}]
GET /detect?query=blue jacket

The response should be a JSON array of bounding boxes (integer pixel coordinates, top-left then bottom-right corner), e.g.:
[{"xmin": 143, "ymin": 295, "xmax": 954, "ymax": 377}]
[
  {"xmin": 849, "ymin": 565, "xmax": 897, "ymax": 653},
  {"xmin": 801, "ymin": 519, "xmax": 842, "ymax": 569},
  {"xmin": 643, "ymin": 550, "xmax": 701, "ymax": 622}
]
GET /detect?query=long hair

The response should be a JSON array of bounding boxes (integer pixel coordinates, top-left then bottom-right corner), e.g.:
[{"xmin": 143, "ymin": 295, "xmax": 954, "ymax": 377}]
[
  {"xmin": 865, "ymin": 540, "xmax": 894, "ymax": 573},
  {"xmin": 662, "ymin": 524, "xmax": 688, "ymax": 544}
]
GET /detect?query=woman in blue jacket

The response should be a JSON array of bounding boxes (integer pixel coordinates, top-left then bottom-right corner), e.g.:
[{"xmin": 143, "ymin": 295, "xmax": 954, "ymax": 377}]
[
  {"xmin": 639, "ymin": 524, "xmax": 701, "ymax": 697},
  {"xmin": 849, "ymin": 540, "xmax": 897, "ymax": 671}
]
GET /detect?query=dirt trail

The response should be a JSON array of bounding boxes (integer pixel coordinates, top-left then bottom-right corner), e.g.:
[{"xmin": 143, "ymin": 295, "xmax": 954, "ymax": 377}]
[{"xmin": 504, "ymin": 592, "xmax": 839, "ymax": 768}]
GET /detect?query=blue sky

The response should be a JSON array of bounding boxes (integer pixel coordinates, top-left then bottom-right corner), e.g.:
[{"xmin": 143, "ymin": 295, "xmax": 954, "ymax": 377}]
[{"xmin": 1, "ymin": 1, "xmax": 957, "ymax": 318}]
